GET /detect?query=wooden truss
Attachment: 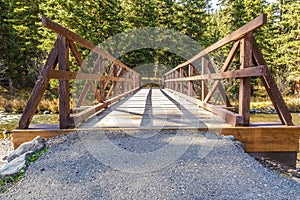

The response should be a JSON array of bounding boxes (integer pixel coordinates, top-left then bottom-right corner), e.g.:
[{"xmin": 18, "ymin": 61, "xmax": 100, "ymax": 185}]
[
  {"xmin": 18, "ymin": 16, "xmax": 140, "ymax": 129},
  {"xmin": 164, "ymin": 14, "xmax": 293, "ymax": 126}
]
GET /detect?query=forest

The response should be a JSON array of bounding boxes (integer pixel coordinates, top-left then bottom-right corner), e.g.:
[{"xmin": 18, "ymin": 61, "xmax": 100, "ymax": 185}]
[{"xmin": 0, "ymin": 0, "xmax": 299, "ymax": 102}]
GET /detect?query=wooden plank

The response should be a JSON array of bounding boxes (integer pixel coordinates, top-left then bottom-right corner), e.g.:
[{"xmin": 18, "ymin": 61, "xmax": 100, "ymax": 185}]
[
  {"xmin": 188, "ymin": 65, "xmax": 196, "ymax": 97},
  {"xmin": 17, "ymin": 39, "xmax": 59, "ymax": 129},
  {"xmin": 180, "ymin": 69, "xmax": 184, "ymax": 93},
  {"xmin": 165, "ymin": 14, "xmax": 267, "ymax": 76},
  {"xmin": 201, "ymin": 58, "xmax": 208, "ymax": 101},
  {"xmin": 12, "ymin": 128, "xmax": 75, "ymax": 149},
  {"xmin": 69, "ymin": 41, "xmax": 103, "ymax": 103},
  {"xmin": 220, "ymin": 127, "xmax": 300, "ymax": 152},
  {"xmin": 42, "ymin": 16, "xmax": 139, "ymax": 76},
  {"xmin": 165, "ymin": 88, "xmax": 244, "ymax": 126},
  {"xmin": 252, "ymin": 40, "xmax": 293, "ymax": 126},
  {"xmin": 204, "ymin": 41, "xmax": 240, "ymax": 103},
  {"xmin": 47, "ymin": 69, "xmax": 134, "ymax": 82},
  {"xmin": 72, "ymin": 87, "xmax": 141, "ymax": 124},
  {"xmin": 165, "ymin": 66, "xmax": 267, "ymax": 82},
  {"xmin": 239, "ymin": 33, "xmax": 253, "ymax": 125},
  {"xmin": 58, "ymin": 36, "xmax": 71, "ymax": 129}
]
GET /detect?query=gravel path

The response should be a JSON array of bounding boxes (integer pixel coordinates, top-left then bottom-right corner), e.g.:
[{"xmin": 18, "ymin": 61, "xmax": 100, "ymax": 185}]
[
  {"xmin": 0, "ymin": 138, "xmax": 14, "ymax": 169},
  {"xmin": 1, "ymin": 130, "xmax": 300, "ymax": 199}
]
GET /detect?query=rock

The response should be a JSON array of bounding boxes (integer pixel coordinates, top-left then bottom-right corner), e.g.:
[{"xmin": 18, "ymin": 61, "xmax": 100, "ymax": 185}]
[
  {"xmin": 250, "ymin": 109, "xmax": 256, "ymax": 114},
  {"xmin": 0, "ymin": 151, "xmax": 33, "ymax": 178},
  {"xmin": 43, "ymin": 110, "xmax": 52, "ymax": 115},
  {"xmin": 6, "ymin": 136, "xmax": 45, "ymax": 162},
  {"xmin": 223, "ymin": 135, "xmax": 236, "ymax": 141},
  {"xmin": 234, "ymin": 141, "xmax": 245, "ymax": 150},
  {"xmin": 287, "ymin": 169, "xmax": 297, "ymax": 174},
  {"xmin": 2, "ymin": 130, "xmax": 11, "ymax": 134}
]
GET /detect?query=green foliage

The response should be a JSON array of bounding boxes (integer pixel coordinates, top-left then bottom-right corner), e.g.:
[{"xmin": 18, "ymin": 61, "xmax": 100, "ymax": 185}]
[
  {"xmin": 0, "ymin": 148, "xmax": 48, "ymax": 193},
  {"xmin": 0, "ymin": 0, "xmax": 299, "ymax": 97},
  {"xmin": 26, "ymin": 147, "xmax": 48, "ymax": 165}
]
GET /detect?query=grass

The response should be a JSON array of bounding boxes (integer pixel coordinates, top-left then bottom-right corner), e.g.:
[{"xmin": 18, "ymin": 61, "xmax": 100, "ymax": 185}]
[
  {"xmin": 0, "ymin": 95, "xmax": 59, "ymax": 114},
  {"xmin": 0, "ymin": 148, "xmax": 48, "ymax": 193},
  {"xmin": 248, "ymin": 96, "xmax": 300, "ymax": 112}
]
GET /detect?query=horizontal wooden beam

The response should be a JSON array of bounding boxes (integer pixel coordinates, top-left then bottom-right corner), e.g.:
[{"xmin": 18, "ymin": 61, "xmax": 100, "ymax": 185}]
[
  {"xmin": 42, "ymin": 16, "xmax": 139, "ymax": 76},
  {"xmin": 12, "ymin": 128, "xmax": 75, "ymax": 149},
  {"xmin": 165, "ymin": 13, "xmax": 267, "ymax": 76},
  {"xmin": 165, "ymin": 88, "xmax": 244, "ymax": 126},
  {"xmin": 47, "ymin": 69, "xmax": 138, "ymax": 82},
  {"xmin": 220, "ymin": 126, "xmax": 300, "ymax": 152},
  {"xmin": 165, "ymin": 65, "xmax": 267, "ymax": 82},
  {"xmin": 13, "ymin": 125, "xmax": 300, "ymax": 152}
]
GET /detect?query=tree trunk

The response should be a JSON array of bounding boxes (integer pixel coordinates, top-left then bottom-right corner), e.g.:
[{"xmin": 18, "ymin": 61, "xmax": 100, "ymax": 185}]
[
  {"xmin": 295, "ymin": 80, "xmax": 300, "ymax": 98},
  {"xmin": 7, "ymin": 72, "xmax": 14, "ymax": 96}
]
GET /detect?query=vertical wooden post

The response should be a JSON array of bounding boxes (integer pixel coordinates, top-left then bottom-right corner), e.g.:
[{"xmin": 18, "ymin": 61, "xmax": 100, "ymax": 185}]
[
  {"xmin": 58, "ymin": 35, "xmax": 70, "ymax": 129},
  {"xmin": 188, "ymin": 64, "xmax": 192, "ymax": 96},
  {"xmin": 180, "ymin": 68, "xmax": 183, "ymax": 93},
  {"xmin": 166, "ymin": 75, "xmax": 168, "ymax": 89},
  {"xmin": 174, "ymin": 71, "xmax": 178, "ymax": 91},
  {"xmin": 239, "ymin": 33, "xmax": 253, "ymax": 125},
  {"xmin": 201, "ymin": 57, "xmax": 207, "ymax": 101},
  {"xmin": 98, "ymin": 55, "xmax": 105, "ymax": 100}
]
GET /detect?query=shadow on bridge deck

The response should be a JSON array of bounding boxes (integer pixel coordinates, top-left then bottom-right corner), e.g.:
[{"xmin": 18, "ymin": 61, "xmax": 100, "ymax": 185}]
[{"xmin": 79, "ymin": 88, "xmax": 225, "ymax": 130}]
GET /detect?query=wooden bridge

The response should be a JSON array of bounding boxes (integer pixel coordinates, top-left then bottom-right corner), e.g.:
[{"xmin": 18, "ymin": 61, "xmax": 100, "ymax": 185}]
[{"xmin": 13, "ymin": 14, "xmax": 300, "ymax": 157}]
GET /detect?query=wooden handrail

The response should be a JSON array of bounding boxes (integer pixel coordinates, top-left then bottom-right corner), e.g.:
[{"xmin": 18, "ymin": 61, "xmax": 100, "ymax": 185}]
[
  {"xmin": 42, "ymin": 16, "xmax": 140, "ymax": 76},
  {"xmin": 165, "ymin": 13, "xmax": 267, "ymax": 76},
  {"xmin": 47, "ymin": 69, "xmax": 139, "ymax": 82},
  {"xmin": 164, "ymin": 65, "xmax": 267, "ymax": 82}
]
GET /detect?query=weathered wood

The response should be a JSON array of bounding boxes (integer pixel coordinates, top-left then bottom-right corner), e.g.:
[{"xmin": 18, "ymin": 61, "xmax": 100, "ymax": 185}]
[
  {"xmin": 13, "ymin": 124, "xmax": 300, "ymax": 151},
  {"xmin": 205, "ymin": 59, "xmax": 231, "ymax": 107},
  {"xmin": 201, "ymin": 58, "xmax": 208, "ymax": 101},
  {"xmin": 106, "ymin": 66, "xmax": 127, "ymax": 98},
  {"xmin": 69, "ymin": 41, "xmax": 103, "ymax": 103},
  {"xmin": 179, "ymin": 69, "xmax": 184, "ymax": 93},
  {"xmin": 58, "ymin": 36, "xmax": 71, "ymax": 129},
  {"xmin": 252, "ymin": 40, "xmax": 293, "ymax": 126},
  {"xmin": 166, "ymin": 88, "xmax": 244, "ymax": 126},
  {"xmin": 239, "ymin": 33, "xmax": 253, "ymax": 125},
  {"xmin": 72, "ymin": 87, "xmax": 141, "ymax": 124},
  {"xmin": 165, "ymin": 14, "xmax": 267, "ymax": 75},
  {"xmin": 12, "ymin": 128, "xmax": 75, "ymax": 149},
  {"xmin": 220, "ymin": 127, "xmax": 300, "ymax": 152},
  {"xmin": 42, "ymin": 16, "xmax": 139, "ymax": 76},
  {"xmin": 204, "ymin": 41, "xmax": 240, "ymax": 103},
  {"xmin": 47, "ymin": 69, "xmax": 134, "ymax": 82},
  {"xmin": 18, "ymin": 39, "xmax": 59, "ymax": 129},
  {"xmin": 165, "ymin": 66, "xmax": 267, "ymax": 82}
]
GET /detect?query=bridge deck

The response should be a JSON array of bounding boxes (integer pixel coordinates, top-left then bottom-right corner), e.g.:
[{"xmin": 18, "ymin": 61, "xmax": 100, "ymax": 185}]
[
  {"xmin": 80, "ymin": 88, "xmax": 225, "ymax": 129},
  {"xmin": 12, "ymin": 88, "xmax": 300, "ymax": 153}
]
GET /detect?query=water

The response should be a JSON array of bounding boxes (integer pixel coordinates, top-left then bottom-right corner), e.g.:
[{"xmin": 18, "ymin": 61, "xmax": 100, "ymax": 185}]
[{"xmin": 0, "ymin": 113, "xmax": 59, "ymax": 132}]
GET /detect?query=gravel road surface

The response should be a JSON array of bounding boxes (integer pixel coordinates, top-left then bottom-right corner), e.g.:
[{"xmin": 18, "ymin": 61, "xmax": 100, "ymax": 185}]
[{"xmin": 1, "ymin": 130, "xmax": 300, "ymax": 199}]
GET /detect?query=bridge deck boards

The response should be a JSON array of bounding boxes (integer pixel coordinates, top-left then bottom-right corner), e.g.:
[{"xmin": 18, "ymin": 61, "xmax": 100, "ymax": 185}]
[{"xmin": 79, "ymin": 88, "xmax": 225, "ymax": 129}]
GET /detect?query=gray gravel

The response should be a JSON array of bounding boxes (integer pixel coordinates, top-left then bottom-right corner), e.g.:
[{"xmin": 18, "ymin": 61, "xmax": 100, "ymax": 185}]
[
  {"xmin": 0, "ymin": 138, "xmax": 14, "ymax": 169},
  {"xmin": 1, "ymin": 130, "xmax": 300, "ymax": 200}
]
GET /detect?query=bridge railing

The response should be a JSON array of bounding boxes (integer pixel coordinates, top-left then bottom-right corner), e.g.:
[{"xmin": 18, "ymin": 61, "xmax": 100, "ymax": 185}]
[
  {"xmin": 164, "ymin": 14, "xmax": 293, "ymax": 126},
  {"xmin": 18, "ymin": 16, "xmax": 141, "ymax": 129}
]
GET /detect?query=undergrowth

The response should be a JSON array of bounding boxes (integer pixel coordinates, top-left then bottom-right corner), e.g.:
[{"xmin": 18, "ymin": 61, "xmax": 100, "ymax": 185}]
[{"xmin": 0, "ymin": 148, "xmax": 48, "ymax": 193}]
